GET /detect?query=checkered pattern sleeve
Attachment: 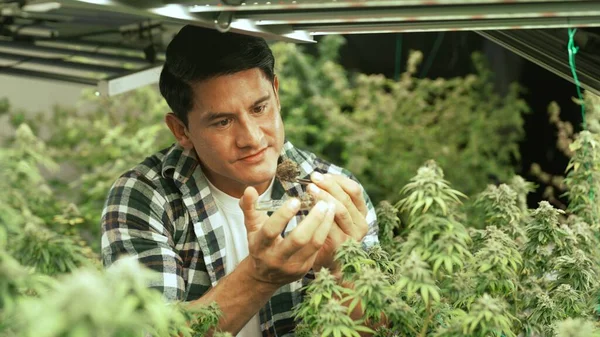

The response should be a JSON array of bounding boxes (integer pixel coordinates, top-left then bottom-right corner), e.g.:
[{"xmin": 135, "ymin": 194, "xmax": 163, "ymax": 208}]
[{"xmin": 100, "ymin": 171, "xmax": 185, "ymax": 301}]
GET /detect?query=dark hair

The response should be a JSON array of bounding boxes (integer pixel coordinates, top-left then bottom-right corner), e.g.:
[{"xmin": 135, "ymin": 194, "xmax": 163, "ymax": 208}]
[{"xmin": 159, "ymin": 25, "xmax": 275, "ymax": 126}]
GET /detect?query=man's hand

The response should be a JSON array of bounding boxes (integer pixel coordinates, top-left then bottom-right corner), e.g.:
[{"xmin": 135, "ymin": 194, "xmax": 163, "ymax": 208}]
[
  {"xmin": 306, "ymin": 172, "xmax": 370, "ymax": 274},
  {"xmin": 240, "ymin": 186, "xmax": 336, "ymax": 286}
]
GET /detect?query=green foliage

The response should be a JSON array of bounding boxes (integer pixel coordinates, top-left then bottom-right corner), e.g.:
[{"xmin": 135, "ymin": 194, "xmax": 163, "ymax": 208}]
[
  {"xmin": 38, "ymin": 88, "xmax": 172, "ymax": 246},
  {"xmin": 11, "ymin": 223, "xmax": 93, "ymax": 276},
  {"xmin": 0, "ymin": 100, "xmax": 222, "ymax": 336},
  {"xmin": 273, "ymin": 35, "xmax": 529, "ymax": 203},
  {"xmin": 335, "ymin": 239, "xmax": 375, "ymax": 278},
  {"xmin": 395, "ymin": 160, "xmax": 467, "ymax": 218},
  {"xmin": 9, "ymin": 257, "xmax": 219, "ymax": 337},
  {"xmin": 563, "ymin": 130, "xmax": 600, "ymax": 226},
  {"xmin": 294, "ymin": 98, "xmax": 600, "ymax": 336},
  {"xmin": 0, "ymin": 226, "xmax": 54, "ymax": 313},
  {"xmin": 0, "ymin": 123, "xmax": 96, "ymax": 276},
  {"xmin": 374, "ymin": 201, "xmax": 402, "ymax": 251},
  {"xmin": 0, "ymin": 123, "xmax": 61, "ymax": 232},
  {"xmin": 553, "ymin": 318, "xmax": 600, "ymax": 337}
]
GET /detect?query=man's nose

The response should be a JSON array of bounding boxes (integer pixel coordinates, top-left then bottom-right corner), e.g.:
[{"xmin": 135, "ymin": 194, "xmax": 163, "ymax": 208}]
[{"xmin": 236, "ymin": 116, "xmax": 263, "ymax": 148}]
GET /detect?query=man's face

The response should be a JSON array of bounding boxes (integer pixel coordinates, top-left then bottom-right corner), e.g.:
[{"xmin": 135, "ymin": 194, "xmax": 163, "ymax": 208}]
[{"xmin": 174, "ymin": 68, "xmax": 284, "ymax": 198}]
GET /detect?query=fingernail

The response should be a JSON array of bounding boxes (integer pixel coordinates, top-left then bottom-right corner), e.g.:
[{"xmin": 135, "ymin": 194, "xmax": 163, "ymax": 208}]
[
  {"xmin": 312, "ymin": 172, "xmax": 324, "ymax": 182},
  {"xmin": 316, "ymin": 200, "xmax": 328, "ymax": 213},
  {"xmin": 327, "ymin": 202, "xmax": 336, "ymax": 213},
  {"xmin": 308, "ymin": 184, "xmax": 320, "ymax": 195},
  {"xmin": 288, "ymin": 198, "xmax": 300, "ymax": 210}
]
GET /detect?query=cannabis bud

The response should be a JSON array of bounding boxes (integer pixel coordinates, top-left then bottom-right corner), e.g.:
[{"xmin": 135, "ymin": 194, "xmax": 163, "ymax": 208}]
[
  {"xmin": 276, "ymin": 158, "xmax": 302, "ymax": 183},
  {"xmin": 256, "ymin": 159, "xmax": 316, "ymax": 211},
  {"xmin": 276, "ymin": 159, "xmax": 316, "ymax": 209}
]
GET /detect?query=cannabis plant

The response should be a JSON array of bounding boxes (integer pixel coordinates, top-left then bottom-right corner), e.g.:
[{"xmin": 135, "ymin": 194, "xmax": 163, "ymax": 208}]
[
  {"xmin": 0, "ymin": 123, "xmax": 225, "ymax": 336},
  {"xmin": 0, "ymin": 123, "xmax": 95, "ymax": 275},
  {"xmin": 7, "ymin": 257, "xmax": 223, "ymax": 337},
  {"xmin": 294, "ymin": 93, "xmax": 600, "ymax": 336},
  {"xmin": 3, "ymin": 88, "xmax": 174, "ymax": 249},
  {"xmin": 530, "ymin": 91, "xmax": 600, "ymax": 212}
]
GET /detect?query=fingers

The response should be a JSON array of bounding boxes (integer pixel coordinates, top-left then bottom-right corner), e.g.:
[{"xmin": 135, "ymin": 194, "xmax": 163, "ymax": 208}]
[
  {"xmin": 313, "ymin": 172, "xmax": 368, "ymax": 217},
  {"xmin": 260, "ymin": 197, "xmax": 301, "ymax": 246},
  {"xmin": 295, "ymin": 202, "xmax": 336, "ymax": 262},
  {"xmin": 280, "ymin": 200, "xmax": 335, "ymax": 258},
  {"xmin": 332, "ymin": 175, "xmax": 369, "ymax": 217},
  {"xmin": 311, "ymin": 203, "xmax": 337, "ymax": 248},
  {"xmin": 307, "ymin": 183, "xmax": 355, "ymax": 236},
  {"xmin": 241, "ymin": 186, "xmax": 266, "ymax": 233},
  {"xmin": 307, "ymin": 183, "xmax": 365, "ymax": 241}
]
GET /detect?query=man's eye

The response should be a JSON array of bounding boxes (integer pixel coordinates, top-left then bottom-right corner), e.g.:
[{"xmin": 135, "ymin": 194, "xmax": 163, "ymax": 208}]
[
  {"xmin": 215, "ymin": 118, "xmax": 232, "ymax": 127},
  {"xmin": 253, "ymin": 104, "xmax": 267, "ymax": 114}
]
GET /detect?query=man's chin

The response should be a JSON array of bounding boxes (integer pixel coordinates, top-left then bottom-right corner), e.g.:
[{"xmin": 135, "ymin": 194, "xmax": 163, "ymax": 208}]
[
  {"xmin": 242, "ymin": 166, "xmax": 276, "ymax": 186},
  {"xmin": 247, "ymin": 171, "xmax": 276, "ymax": 186}
]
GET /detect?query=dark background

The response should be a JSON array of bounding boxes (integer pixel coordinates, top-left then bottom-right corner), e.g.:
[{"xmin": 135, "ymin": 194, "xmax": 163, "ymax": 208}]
[{"xmin": 308, "ymin": 30, "xmax": 592, "ymax": 207}]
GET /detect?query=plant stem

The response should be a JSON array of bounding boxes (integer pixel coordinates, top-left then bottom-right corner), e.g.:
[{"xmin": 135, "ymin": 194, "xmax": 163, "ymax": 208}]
[
  {"xmin": 419, "ymin": 302, "xmax": 433, "ymax": 337},
  {"xmin": 406, "ymin": 323, "xmax": 420, "ymax": 336},
  {"xmin": 512, "ymin": 291, "xmax": 518, "ymax": 316}
]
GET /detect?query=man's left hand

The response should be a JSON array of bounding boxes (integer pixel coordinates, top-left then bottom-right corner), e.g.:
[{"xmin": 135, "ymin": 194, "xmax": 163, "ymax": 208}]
[{"xmin": 306, "ymin": 172, "xmax": 369, "ymax": 274}]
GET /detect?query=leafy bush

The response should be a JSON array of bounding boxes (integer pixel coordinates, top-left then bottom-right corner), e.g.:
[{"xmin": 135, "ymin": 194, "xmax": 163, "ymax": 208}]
[
  {"xmin": 294, "ymin": 112, "xmax": 600, "ymax": 336},
  {"xmin": 530, "ymin": 92, "xmax": 600, "ymax": 213},
  {"xmin": 9, "ymin": 89, "xmax": 174, "ymax": 247},
  {"xmin": 0, "ymin": 124, "xmax": 225, "ymax": 337}
]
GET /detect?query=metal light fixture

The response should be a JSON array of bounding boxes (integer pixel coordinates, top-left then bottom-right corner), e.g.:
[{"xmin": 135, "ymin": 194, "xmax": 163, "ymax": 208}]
[
  {"xmin": 2, "ymin": 0, "xmax": 600, "ymax": 96},
  {"xmin": 97, "ymin": 65, "xmax": 162, "ymax": 96},
  {"xmin": 22, "ymin": 2, "xmax": 61, "ymax": 12}
]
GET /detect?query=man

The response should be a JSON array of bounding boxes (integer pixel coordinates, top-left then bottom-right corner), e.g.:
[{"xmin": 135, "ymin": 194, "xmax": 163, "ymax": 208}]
[{"xmin": 101, "ymin": 24, "xmax": 379, "ymax": 337}]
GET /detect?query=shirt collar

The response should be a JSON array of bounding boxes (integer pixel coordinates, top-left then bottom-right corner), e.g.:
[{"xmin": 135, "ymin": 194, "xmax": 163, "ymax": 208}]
[{"xmin": 160, "ymin": 143, "xmax": 198, "ymax": 185}]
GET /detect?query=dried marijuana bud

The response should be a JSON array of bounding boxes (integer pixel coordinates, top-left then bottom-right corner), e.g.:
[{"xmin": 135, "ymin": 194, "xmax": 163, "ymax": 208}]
[
  {"xmin": 300, "ymin": 193, "xmax": 316, "ymax": 209},
  {"xmin": 276, "ymin": 158, "xmax": 302, "ymax": 182},
  {"xmin": 276, "ymin": 158, "xmax": 316, "ymax": 209}
]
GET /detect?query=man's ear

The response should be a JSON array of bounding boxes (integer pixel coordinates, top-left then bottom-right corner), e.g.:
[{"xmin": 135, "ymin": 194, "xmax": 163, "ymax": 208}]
[
  {"xmin": 273, "ymin": 74, "xmax": 281, "ymax": 111},
  {"xmin": 165, "ymin": 113, "xmax": 194, "ymax": 149}
]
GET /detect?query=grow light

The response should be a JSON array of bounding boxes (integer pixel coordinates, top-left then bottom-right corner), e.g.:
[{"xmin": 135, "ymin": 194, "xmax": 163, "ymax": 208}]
[{"xmin": 0, "ymin": 0, "xmax": 599, "ymax": 96}]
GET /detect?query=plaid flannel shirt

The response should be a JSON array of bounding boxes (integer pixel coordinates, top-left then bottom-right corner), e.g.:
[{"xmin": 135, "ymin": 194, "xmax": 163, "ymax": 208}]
[{"xmin": 101, "ymin": 140, "xmax": 379, "ymax": 337}]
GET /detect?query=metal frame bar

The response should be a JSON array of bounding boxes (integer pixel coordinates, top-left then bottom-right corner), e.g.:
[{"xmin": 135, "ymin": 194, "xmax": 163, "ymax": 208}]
[
  {"xmin": 0, "ymin": 40, "xmax": 154, "ymax": 68},
  {"xmin": 189, "ymin": 0, "xmax": 580, "ymax": 13},
  {"xmin": 33, "ymin": 40, "xmax": 167, "ymax": 61},
  {"xmin": 0, "ymin": 67, "xmax": 98, "ymax": 85},
  {"xmin": 477, "ymin": 29, "xmax": 600, "ymax": 97},
  {"xmin": 241, "ymin": 2, "xmax": 600, "ymax": 25},
  {"xmin": 97, "ymin": 64, "xmax": 162, "ymax": 96},
  {"xmin": 299, "ymin": 16, "xmax": 600, "ymax": 35},
  {"xmin": 0, "ymin": 51, "xmax": 124, "ymax": 78},
  {"xmin": 147, "ymin": 6, "xmax": 313, "ymax": 42}
]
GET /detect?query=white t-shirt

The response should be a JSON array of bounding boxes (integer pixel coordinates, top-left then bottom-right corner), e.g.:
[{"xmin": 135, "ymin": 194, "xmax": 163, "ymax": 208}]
[{"xmin": 205, "ymin": 178, "xmax": 275, "ymax": 337}]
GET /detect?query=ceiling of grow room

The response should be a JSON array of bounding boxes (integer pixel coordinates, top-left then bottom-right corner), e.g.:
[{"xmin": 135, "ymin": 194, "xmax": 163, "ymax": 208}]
[{"xmin": 0, "ymin": 0, "xmax": 599, "ymax": 96}]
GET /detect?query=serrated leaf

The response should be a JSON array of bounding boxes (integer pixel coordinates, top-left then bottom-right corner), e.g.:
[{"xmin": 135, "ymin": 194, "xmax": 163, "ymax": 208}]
[
  {"xmin": 423, "ymin": 197, "xmax": 434, "ymax": 213},
  {"xmin": 434, "ymin": 197, "xmax": 448, "ymax": 215},
  {"xmin": 444, "ymin": 257, "xmax": 453, "ymax": 273},
  {"xmin": 478, "ymin": 263, "xmax": 492, "ymax": 273},
  {"xmin": 421, "ymin": 287, "xmax": 429, "ymax": 303}
]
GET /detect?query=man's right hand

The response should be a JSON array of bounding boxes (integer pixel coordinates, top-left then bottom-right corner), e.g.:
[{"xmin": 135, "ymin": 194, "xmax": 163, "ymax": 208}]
[{"xmin": 240, "ymin": 186, "xmax": 335, "ymax": 286}]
